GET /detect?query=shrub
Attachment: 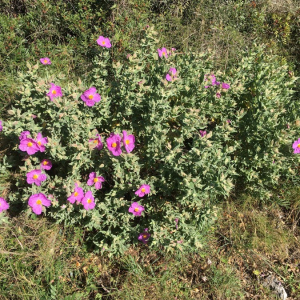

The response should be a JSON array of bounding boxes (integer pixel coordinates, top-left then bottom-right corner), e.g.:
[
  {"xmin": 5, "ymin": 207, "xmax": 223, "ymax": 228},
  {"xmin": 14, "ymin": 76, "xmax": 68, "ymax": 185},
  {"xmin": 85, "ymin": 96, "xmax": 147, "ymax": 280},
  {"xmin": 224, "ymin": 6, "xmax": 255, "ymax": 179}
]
[
  {"xmin": 231, "ymin": 48, "xmax": 300, "ymax": 198},
  {"xmin": 1, "ymin": 27, "xmax": 299, "ymax": 254},
  {"xmin": 1, "ymin": 28, "xmax": 238, "ymax": 254}
]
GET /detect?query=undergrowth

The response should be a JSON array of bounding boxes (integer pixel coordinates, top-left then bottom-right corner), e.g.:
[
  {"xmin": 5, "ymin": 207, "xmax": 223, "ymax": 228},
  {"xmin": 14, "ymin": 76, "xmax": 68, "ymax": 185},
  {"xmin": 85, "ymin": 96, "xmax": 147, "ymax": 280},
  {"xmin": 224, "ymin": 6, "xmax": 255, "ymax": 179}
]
[{"xmin": 0, "ymin": 188, "xmax": 299, "ymax": 299}]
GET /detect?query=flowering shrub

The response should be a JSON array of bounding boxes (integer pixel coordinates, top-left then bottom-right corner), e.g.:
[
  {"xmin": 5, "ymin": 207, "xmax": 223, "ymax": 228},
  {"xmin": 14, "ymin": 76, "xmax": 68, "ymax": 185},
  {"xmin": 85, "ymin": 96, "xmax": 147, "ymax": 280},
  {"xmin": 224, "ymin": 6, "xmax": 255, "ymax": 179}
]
[{"xmin": 1, "ymin": 28, "xmax": 299, "ymax": 254}]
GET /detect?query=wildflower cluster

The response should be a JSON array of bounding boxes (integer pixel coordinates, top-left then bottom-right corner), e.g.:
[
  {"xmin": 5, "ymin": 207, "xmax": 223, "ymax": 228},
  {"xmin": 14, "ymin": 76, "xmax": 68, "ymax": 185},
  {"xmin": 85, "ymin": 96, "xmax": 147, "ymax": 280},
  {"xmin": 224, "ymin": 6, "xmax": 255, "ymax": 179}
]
[
  {"xmin": 61, "ymin": 186, "xmax": 94, "ymax": 211},
  {"xmin": 1, "ymin": 28, "xmax": 300, "ymax": 254},
  {"xmin": 19, "ymin": 131, "xmax": 48, "ymax": 155},
  {"xmin": 1, "ymin": 35, "xmax": 154, "ymax": 243},
  {"xmin": 88, "ymin": 131, "xmax": 135, "ymax": 156}
]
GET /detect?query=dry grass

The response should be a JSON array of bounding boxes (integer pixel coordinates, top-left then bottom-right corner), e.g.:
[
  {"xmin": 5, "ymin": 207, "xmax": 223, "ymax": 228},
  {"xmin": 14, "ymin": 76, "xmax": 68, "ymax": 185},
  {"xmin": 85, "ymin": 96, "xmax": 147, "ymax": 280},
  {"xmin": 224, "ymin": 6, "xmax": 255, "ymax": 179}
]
[{"xmin": 0, "ymin": 193, "xmax": 299, "ymax": 299}]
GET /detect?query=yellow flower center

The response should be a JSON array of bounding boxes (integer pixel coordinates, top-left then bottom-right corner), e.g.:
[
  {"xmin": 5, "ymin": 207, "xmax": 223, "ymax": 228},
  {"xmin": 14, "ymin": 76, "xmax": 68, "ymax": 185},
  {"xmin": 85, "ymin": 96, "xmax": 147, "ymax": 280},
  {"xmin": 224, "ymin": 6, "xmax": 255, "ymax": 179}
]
[
  {"xmin": 52, "ymin": 90, "xmax": 57, "ymax": 95},
  {"xmin": 141, "ymin": 188, "xmax": 146, "ymax": 193},
  {"xmin": 88, "ymin": 94, "xmax": 94, "ymax": 100},
  {"xmin": 112, "ymin": 142, "xmax": 117, "ymax": 148},
  {"xmin": 93, "ymin": 139, "xmax": 98, "ymax": 144},
  {"xmin": 102, "ymin": 41, "xmax": 106, "ymax": 45},
  {"xmin": 74, "ymin": 192, "xmax": 78, "ymax": 196},
  {"xmin": 134, "ymin": 208, "xmax": 139, "ymax": 212},
  {"xmin": 297, "ymin": 144, "xmax": 300, "ymax": 148},
  {"xmin": 44, "ymin": 59, "xmax": 48, "ymax": 63},
  {"xmin": 38, "ymin": 141, "xmax": 41, "ymax": 146},
  {"xmin": 162, "ymin": 51, "xmax": 166, "ymax": 55},
  {"xmin": 125, "ymin": 139, "xmax": 130, "ymax": 145},
  {"xmin": 94, "ymin": 178, "xmax": 98, "ymax": 183},
  {"xmin": 87, "ymin": 199, "xmax": 92, "ymax": 204},
  {"xmin": 143, "ymin": 234, "xmax": 148, "ymax": 239},
  {"xmin": 43, "ymin": 161, "xmax": 48, "ymax": 165},
  {"xmin": 27, "ymin": 142, "xmax": 33, "ymax": 147},
  {"xmin": 0, "ymin": 203, "xmax": 1, "ymax": 206},
  {"xmin": 36, "ymin": 199, "xmax": 42, "ymax": 205},
  {"xmin": 33, "ymin": 174, "xmax": 38, "ymax": 179}
]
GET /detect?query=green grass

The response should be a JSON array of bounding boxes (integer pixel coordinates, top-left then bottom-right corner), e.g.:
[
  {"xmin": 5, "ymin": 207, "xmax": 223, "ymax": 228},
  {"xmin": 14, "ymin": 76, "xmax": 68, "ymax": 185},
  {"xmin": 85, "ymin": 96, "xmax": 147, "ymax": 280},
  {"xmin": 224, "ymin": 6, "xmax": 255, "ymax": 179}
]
[{"xmin": 0, "ymin": 189, "xmax": 299, "ymax": 299}]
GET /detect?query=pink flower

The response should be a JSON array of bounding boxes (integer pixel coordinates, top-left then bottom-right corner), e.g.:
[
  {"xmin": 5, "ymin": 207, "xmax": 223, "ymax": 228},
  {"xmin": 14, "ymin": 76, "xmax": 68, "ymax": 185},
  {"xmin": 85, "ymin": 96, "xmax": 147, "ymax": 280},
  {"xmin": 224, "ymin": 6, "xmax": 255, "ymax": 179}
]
[
  {"xmin": 97, "ymin": 36, "xmax": 111, "ymax": 48},
  {"xmin": 199, "ymin": 130, "xmax": 207, "ymax": 137},
  {"xmin": 135, "ymin": 184, "xmax": 150, "ymax": 197},
  {"xmin": 106, "ymin": 133, "xmax": 122, "ymax": 156},
  {"xmin": 0, "ymin": 197, "xmax": 9, "ymax": 213},
  {"xmin": 222, "ymin": 83, "xmax": 230, "ymax": 90},
  {"xmin": 166, "ymin": 74, "xmax": 172, "ymax": 82},
  {"xmin": 122, "ymin": 130, "xmax": 135, "ymax": 153},
  {"xmin": 87, "ymin": 172, "xmax": 105, "ymax": 190},
  {"xmin": 82, "ymin": 191, "xmax": 95, "ymax": 210},
  {"xmin": 216, "ymin": 92, "xmax": 221, "ymax": 98},
  {"xmin": 26, "ymin": 169, "xmax": 47, "ymax": 186},
  {"xmin": 138, "ymin": 228, "xmax": 151, "ymax": 244},
  {"xmin": 157, "ymin": 47, "xmax": 168, "ymax": 58},
  {"xmin": 40, "ymin": 159, "xmax": 52, "ymax": 170},
  {"xmin": 19, "ymin": 131, "xmax": 30, "ymax": 140},
  {"xmin": 292, "ymin": 138, "xmax": 300, "ymax": 154},
  {"xmin": 211, "ymin": 75, "xmax": 217, "ymax": 86},
  {"xmin": 204, "ymin": 74, "xmax": 219, "ymax": 87},
  {"xmin": 35, "ymin": 132, "xmax": 48, "ymax": 152},
  {"xmin": 0, "ymin": 120, "xmax": 2, "ymax": 132},
  {"xmin": 67, "ymin": 185, "xmax": 84, "ymax": 204},
  {"xmin": 80, "ymin": 87, "xmax": 101, "ymax": 107},
  {"xmin": 226, "ymin": 119, "xmax": 231, "ymax": 124},
  {"xmin": 128, "ymin": 202, "xmax": 145, "ymax": 216},
  {"xmin": 89, "ymin": 134, "xmax": 103, "ymax": 150},
  {"xmin": 19, "ymin": 138, "xmax": 39, "ymax": 155},
  {"xmin": 169, "ymin": 68, "xmax": 177, "ymax": 75},
  {"xmin": 40, "ymin": 57, "xmax": 51, "ymax": 65},
  {"xmin": 47, "ymin": 83, "xmax": 62, "ymax": 101},
  {"xmin": 28, "ymin": 193, "xmax": 51, "ymax": 215},
  {"xmin": 166, "ymin": 67, "xmax": 177, "ymax": 82}
]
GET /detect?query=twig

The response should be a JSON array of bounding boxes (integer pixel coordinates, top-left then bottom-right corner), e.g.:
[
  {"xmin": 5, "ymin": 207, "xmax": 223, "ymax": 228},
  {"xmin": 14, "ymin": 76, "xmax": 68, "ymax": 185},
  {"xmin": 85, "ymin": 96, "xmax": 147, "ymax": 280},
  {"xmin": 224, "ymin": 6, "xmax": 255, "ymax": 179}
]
[{"xmin": 99, "ymin": 278, "xmax": 111, "ymax": 293}]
